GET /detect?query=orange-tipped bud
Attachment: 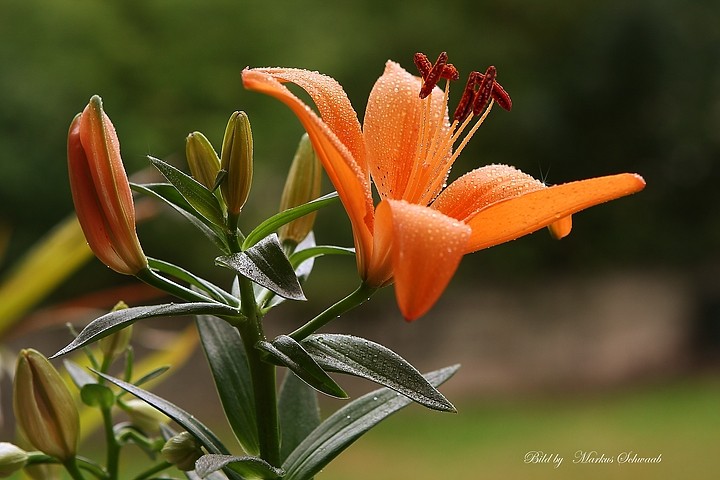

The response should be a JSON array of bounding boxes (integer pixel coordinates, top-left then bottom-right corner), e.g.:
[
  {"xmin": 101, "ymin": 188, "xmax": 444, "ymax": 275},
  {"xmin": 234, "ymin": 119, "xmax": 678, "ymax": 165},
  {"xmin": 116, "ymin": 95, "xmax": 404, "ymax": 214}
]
[
  {"xmin": 220, "ymin": 111, "xmax": 253, "ymax": 216},
  {"xmin": 278, "ymin": 134, "xmax": 322, "ymax": 246},
  {"xmin": 12, "ymin": 349, "xmax": 79, "ymax": 461},
  {"xmin": 67, "ymin": 95, "xmax": 147, "ymax": 275}
]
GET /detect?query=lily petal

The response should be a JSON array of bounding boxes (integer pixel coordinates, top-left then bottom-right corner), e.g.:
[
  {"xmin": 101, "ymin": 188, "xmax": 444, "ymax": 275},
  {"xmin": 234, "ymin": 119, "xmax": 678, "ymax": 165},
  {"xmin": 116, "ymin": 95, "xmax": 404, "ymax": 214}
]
[
  {"xmin": 242, "ymin": 68, "xmax": 375, "ymax": 272},
  {"xmin": 432, "ymin": 164, "xmax": 546, "ymax": 222},
  {"xmin": 364, "ymin": 61, "xmax": 451, "ymax": 203},
  {"xmin": 377, "ymin": 199, "xmax": 471, "ymax": 321},
  {"xmin": 462, "ymin": 173, "xmax": 646, "ymax": 252},
  {"xmin": 252, "ymin": 68, "xmax": 366, "ymax": 170}
]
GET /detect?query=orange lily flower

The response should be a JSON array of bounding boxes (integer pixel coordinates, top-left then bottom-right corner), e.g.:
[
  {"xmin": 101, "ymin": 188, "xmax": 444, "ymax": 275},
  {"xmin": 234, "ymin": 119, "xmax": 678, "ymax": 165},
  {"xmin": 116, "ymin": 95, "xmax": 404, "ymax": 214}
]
[
  {"xmin": 242, "ymin": 54, "xmax": 645, "ymax": 320},
  {"xmin": 67, "ymin": 95, "xmax": 148, "ymax": 275}
]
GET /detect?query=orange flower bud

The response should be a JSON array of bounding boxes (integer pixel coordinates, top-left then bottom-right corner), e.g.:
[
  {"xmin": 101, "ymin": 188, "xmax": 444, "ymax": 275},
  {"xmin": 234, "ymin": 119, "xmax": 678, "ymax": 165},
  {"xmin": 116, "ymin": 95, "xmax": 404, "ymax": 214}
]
[
  {"xmin": 67, "ymin": 95, "xmax": 147, "ymax": 275},
  {"xmin": 13, "ymin": 349, "xmax": 79, "ymax": 461}
]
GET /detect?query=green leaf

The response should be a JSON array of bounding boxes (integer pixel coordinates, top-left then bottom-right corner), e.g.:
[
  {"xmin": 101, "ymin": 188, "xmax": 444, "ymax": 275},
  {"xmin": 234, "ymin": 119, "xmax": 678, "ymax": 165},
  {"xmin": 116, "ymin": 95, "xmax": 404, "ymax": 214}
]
[
  {"xmin": 282, "ymin": 365, "xmax": 460, "ymax": 480},
  {"xmin": 132, "ymin": 365, "xmax": 170, "ymax": 387},
  {"xmin": 195, "ymin": 454, "xmax": 284, "ymax": 479},
  {"xmin": 288, "ymin": 245, "xmax": 355, "ymax": 271},
  {"xmin": 80, "ymin": 383, "xmax": 115, "ymax": 408},
  {"xmin": 242, "ymin": 192, "xmax": 339, "ymax": 249},
  {"xmin": 51, "ymin": 302, "xmax": 239, "ymax": 358},
  {"xmin": 131, "ymin": 182, "xmax": 229, "ymax": 252},
  {"xmin": 216, "ymin": 234, "xmax": 306, "ymax": 301},
  {"xmin": 257, "ymin": 335, "xmax": 346, "ymax": 399},
  {"xmin": 148, "ymin": 257, "xmax": 238, "ymax": 306},
  {"xmin": 196, "ymin": 315, "xmax": 259, "ymax": 456},
  {"xmin": 94, "ymin": 370, "xmax": 231, "ymax": 455},
  {"xmin": 148, "ymin": 156, "xmax": 226, "ymax": 227},
  {"xmin": 278, "ymin": 370, "xmax": 321, "ymax": 463},
  {"xmin": 301, "ymin": 334, "xmax": 456, "ymax": 412},
  {"xmin": 63, "ymin": 359, "xmax": 96, "ymax": 389}
]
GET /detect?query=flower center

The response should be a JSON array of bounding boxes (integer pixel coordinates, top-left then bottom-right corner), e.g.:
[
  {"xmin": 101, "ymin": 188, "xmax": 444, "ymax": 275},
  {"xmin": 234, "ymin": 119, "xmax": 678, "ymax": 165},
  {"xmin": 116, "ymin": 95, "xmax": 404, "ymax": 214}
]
[{"xmin": 408, "ymin": 52, "xmax": 513, "ymax": 205}]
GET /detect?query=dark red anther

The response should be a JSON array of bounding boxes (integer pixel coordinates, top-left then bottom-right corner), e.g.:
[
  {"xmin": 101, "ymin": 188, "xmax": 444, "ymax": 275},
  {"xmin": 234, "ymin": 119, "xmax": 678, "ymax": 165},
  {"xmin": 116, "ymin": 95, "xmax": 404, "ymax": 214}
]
[
  {"xmin": 490, "ymin": 80, "xmax": 512, "ymax": 111},
  {"xmin": 441, "ymin": 64, "xmax": 459, "ymax": 81},
  {"xmin": 453, "ymin": 71, "xmax": 482, "ymax": 123},
  {"xmin": 413, "ymin": 53, "xmax": 432, "ymax": 78},
  {"xmin": 419, "ymin": 51, "xmax": 448, "ymax": 99},
  {"xmin": 472, "ymin": 66, "xmax": 497, "ymax": 115}
]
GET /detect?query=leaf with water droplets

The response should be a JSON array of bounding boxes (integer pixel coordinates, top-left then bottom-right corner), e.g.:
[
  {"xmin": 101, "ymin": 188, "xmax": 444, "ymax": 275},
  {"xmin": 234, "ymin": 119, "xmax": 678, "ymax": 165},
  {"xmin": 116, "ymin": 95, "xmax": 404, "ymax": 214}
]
[
  {"xmin": 257, "ymin": 335, "xmax": 347, "ymax": 398},
  {"xmin": 282, "ymin": 365, "xmax": 460, "ymax": 480},
  {"xmin": 216, "ymin": 234, "xmax": 306, "ymax": 301},
  {"xmin": 302, "ymin": 334, "xmax": 456, "ymax": 412}
]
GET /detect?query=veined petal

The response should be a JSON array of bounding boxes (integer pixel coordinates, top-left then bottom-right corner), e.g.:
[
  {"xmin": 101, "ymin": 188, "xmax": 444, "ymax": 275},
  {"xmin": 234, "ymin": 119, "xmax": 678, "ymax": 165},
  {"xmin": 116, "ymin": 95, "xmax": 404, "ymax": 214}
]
[
  {"xmin": 463, "ymin": 173, "xmax": 646, "ymax": 252},
  {"xmin": 254, "ymin": 68, "xmax": 366, "ymax": 171},
  {"xmin": 243, "ymin": 68, "xmax": 374, "ymax": 273},
  {"xmin": 378, "ymin": 199, "xmax": 471, "ymax": 321},
  {"xmin": 364, "ymin": 61, "xmax": 451, "ymax": 202},
  {"xmin": 432, "ymin": 164, "xmax": 546, "ymax": 222}
]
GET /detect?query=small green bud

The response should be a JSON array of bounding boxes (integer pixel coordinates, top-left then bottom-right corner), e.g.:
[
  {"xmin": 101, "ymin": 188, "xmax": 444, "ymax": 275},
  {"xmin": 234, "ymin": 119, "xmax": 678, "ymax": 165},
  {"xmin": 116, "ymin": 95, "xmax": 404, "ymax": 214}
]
[
  {"xmin": 13, "ymin": 349, "xmax": 79, "ymax": 461},
  {"xmin": 161, "ymin": 432, "xmax": 203, "ymax": 471},
  {"xmin": 121, "ymin": 399, "xmax": 168, "ymax": 433},
  {"xmin": 0, "ymin": 443, "xmax": 28, "ymax": 477},
  {"xmin": 278, "ymin": 134, "xmax": 322, "ymax": 246},
  {"xmin": 220, "ymin": 111, "xmax": 253, "ymax": 216},
  {"xmin": 98, "ymin": 301, "xmax": 132, "ymax": 364},
  {"xmin": 186, "ymin": 131, "xmax": 221, "ymax": 190}
]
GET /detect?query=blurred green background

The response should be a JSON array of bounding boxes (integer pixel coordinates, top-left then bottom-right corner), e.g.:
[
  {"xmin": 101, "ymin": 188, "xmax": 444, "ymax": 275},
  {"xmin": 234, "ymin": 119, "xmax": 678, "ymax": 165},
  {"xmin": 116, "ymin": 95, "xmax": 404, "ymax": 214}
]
[{"xmin": 1, "ymin": 0, "xmax": 719, "ymax": 479}]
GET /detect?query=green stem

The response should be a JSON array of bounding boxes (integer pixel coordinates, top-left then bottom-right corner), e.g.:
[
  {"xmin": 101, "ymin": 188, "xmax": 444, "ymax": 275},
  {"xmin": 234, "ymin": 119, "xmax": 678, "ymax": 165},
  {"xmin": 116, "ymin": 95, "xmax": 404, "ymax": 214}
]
[
  {"xmin": 131, "ymin": 461, "xmax": 173, "ymax": 480},
  {"xmin": 289, "ymin": 282, "xmax": 378, "ymax": 341},
  {"xmin": 236, "ymin": 275, "xmax": 280, "ymax": 466},
  {"xmin": 101, "ymin": 406, "xmax": 120, "ymax": 480},
  {"xmin": 76, "ymin": 457, "xmax": 110, "ymax": 480},
  {"xmin": 63, "ymin": 457, "xmax": 87, "ymax": 480}
]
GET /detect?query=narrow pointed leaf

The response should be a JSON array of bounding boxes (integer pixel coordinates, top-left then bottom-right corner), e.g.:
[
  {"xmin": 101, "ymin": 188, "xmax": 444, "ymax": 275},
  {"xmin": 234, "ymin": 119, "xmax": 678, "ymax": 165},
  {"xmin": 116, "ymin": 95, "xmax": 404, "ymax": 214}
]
[
  {"xmin": 257, "ymin": 335, "xmax": 347, "ymax": 398},
  {"xmin": 282, "ymin": 365, "xmax": 460, "ymax": 480},
  {"xmin": 195, "ymin": 454, "xmax": 284, "ymax": 479},
  {"xmin": 216, "ymin": 234, "xmax": 306, "ymax": 301},
  {"xmin": 289, "ymin": 245, "xmax": 355, "ymax": 270},
  {"xmin": 196, "ymin": 315, "xmax": 259, "ymax": 455},
  {"xmin": 148, "ymin": 156, "xmax": 226, "ymax": 227},
  {"xmin": 243, "ymin": 192, "xmax": 339, "ymax": 249},
  {"xmin": 132, "ymin": 182, "xmax": 229, "ymax": 251},
  {"xmin": 302, "ymin": 334, "xmax": 455, "ymax": 412},
  {"xmin": 260, "ymin": 232, "xmax": 317, "ymax": 310},
  {"xmin": 148, "ymin": 257, "xmax": 238, "ymax": 306},
  {"xmin": 132, "ymin": 365, "xmax": 170, "ymax": 387},
  {"xmin": 279, "ymin": 370, "xmax": 321, "ymax": 462},
  {"xmin": 63, "ymin": 359, "xmax": 96, "ymax": 389},
  {"xmin": 51, "ymin": 302, "xmax": 238, "ymax": 358},
  {"xmin": 94, "ymin": 370, "xmax": 230, "ymax": 455}
]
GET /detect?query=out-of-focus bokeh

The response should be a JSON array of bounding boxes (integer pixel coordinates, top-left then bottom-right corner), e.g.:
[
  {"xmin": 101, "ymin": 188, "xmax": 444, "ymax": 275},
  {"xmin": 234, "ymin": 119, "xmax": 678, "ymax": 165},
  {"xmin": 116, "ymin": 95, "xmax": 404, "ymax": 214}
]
[{"xmin": 1, "ymin": 0, "xmax": 719, "ymax": 478}]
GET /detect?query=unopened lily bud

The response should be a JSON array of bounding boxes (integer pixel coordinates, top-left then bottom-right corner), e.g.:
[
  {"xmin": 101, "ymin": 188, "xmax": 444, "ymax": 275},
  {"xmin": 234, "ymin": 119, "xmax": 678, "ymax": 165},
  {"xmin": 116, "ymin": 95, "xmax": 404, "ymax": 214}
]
[
  {"xmin": 548, "ymin": 215, "xmax": 573, "ymax": 240},
  {"xmin": 67, "ymin": 95, "xmax": 148, "ymax": 275},
  {"xmin": 0, "ymin": 443, "xmax": 28, "ymax": 477},
  {"xmin": 220, "ymin": 111, "xmax": 253, "ymax": 216},
  {"xmin": 13, "ymin": 349, "xmax": 79, "ymax": 461},
  {"xmin": 98, "ymin": 302, "xmax": 132, "ymax": 363},
  {"xmin": 278, "ymin": 134, "xmax": 322, "ymax": 246},
  {"xmin": 161, "ymin": 432, "xmax": 202, "ymax": 471},
  {"xmin": 121, "ymin": 399, "xmax": 168, "ymax": 433},
  {"xmin": 186, "ymin": 131, "xmax": 221, "ymax": 190}
]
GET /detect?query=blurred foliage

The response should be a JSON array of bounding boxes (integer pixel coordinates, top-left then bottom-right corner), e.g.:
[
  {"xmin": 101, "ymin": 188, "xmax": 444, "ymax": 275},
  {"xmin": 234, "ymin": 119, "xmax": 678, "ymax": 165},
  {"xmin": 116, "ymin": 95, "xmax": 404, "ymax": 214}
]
[{"xmin": 1, "ymin": 0, "xmax": 718, "ymax": 293}]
